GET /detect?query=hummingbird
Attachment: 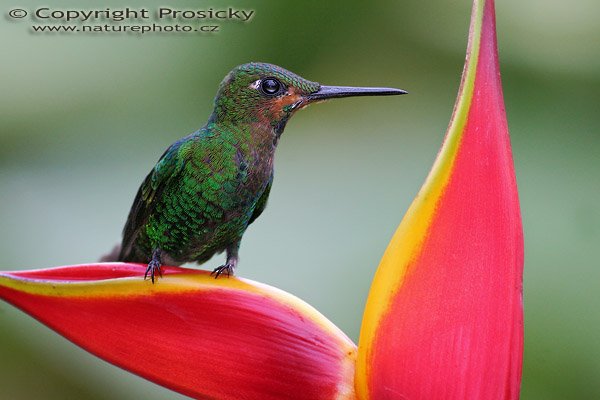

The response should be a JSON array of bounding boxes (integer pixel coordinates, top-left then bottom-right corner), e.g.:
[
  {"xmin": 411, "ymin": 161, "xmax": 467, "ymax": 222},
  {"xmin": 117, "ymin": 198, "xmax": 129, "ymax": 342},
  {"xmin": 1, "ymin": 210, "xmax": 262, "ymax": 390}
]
[{"xmin": 104, "ymin": 62, "xmax": 406, "ymax": 282}]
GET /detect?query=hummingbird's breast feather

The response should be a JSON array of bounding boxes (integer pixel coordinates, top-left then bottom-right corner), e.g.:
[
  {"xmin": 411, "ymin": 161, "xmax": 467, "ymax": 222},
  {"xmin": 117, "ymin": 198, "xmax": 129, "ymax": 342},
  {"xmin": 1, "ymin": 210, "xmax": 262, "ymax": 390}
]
[
  {"xmin": 121, "ymin": 125, "xmax": 276, "ymax": 264},
  {"xmin": 154, "ymin": 127, "xmax": 273, "ymax": 261}
]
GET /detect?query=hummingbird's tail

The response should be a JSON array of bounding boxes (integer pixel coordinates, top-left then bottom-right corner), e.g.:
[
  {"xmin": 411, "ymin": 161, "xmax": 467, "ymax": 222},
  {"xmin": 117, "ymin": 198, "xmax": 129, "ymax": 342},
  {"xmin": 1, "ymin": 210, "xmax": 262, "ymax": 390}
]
[{"xmin": 99, "ymin": 244, "xmax": 121, "ymax": 262}]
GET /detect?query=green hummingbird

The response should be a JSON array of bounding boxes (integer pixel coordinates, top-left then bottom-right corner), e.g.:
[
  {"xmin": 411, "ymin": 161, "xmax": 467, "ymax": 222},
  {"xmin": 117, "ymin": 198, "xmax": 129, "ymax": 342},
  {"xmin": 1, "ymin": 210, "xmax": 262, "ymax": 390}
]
[{"xmin": 105, "ymin": 62, "xmax": 406, "ymax": 282}]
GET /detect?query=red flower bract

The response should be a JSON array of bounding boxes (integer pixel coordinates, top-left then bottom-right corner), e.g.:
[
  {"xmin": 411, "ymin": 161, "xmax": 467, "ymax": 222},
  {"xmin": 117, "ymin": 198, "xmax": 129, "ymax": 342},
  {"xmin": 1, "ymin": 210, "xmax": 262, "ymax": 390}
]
[
  {"xmin": 0, "ymin": 264, "xmax": 357, "ymax": 400},
  {"xmin": 356, "ymin": 0, "xmax": 524, "ymax": 398}
]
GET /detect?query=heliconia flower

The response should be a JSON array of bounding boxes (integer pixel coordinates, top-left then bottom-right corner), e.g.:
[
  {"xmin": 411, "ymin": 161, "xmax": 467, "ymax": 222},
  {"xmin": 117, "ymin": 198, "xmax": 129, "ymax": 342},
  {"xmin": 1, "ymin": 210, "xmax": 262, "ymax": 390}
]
[
  {"xmin": 0, "ymin": 0, "xmax": 522, "ymax": 399},
  {"xmin": 0, "ymin": 264, "xmax": 357, "ymax": 400},
  {"xmin": 356, "ymin": 0, "xmax": 524, "ymax": 399}
]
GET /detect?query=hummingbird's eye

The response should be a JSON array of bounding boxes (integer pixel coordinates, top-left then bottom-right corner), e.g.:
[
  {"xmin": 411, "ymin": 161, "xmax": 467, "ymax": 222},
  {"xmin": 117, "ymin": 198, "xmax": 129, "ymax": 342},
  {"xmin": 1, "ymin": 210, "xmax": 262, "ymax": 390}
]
[{"xmin": 260, "ymin": 78, "xmax": 282, "ymax": 95}]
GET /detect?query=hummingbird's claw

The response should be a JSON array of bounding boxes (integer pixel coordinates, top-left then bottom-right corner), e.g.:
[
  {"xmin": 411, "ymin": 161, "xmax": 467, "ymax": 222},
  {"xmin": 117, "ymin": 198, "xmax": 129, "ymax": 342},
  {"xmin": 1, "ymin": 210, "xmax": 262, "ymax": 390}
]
[
  {"xmin": 145, "ymin": 249, "xmax": 163, "ymax": 283},
  {"xmin": 211, "ymin": 244, "xmax": 239, "ymax": 279},
  {"xmin": 211, "ymin": 263, "xmax": 235, "ymax": 279},
  {"xmin": 144, "ymin": 260, "xmax": 162, "ymax": 283}
]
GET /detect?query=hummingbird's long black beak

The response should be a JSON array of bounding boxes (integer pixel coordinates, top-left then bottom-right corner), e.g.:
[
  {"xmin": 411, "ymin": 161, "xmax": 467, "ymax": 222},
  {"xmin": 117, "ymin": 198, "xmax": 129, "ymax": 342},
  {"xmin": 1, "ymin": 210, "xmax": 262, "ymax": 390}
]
[{"xmin": 305, "ymin": 85, "xmax": 407, "ymax": 102}]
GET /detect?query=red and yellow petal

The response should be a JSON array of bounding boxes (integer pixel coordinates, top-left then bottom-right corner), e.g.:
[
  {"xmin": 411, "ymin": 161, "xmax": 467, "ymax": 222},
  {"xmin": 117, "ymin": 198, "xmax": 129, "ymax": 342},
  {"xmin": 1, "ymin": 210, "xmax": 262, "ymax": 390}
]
[
  {"xmin": 356, "ymin": 0, "xmax": 524, "ymax": 399},
  {"xmin": 0, "ymin": 263, "xmax": 357, "ymax": 400}
]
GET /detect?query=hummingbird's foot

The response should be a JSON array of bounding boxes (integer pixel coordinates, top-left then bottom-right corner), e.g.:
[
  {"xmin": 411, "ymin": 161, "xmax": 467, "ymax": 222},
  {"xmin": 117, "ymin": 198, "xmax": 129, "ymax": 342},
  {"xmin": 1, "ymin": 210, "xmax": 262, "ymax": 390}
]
[
  {"xmin": 144, "ymin": 249, "xmax": 163, "ymax": 283},
  {"xmin": 211, "ymin": 262, "xmax": 236, "ymax": 278},
  {"xmin": 211, "ymin": 258, "xmax": 237, "ymax": 279},
  {"xmin": 211, "ymin": 243, "xmax": 239, "ymax": 279}
]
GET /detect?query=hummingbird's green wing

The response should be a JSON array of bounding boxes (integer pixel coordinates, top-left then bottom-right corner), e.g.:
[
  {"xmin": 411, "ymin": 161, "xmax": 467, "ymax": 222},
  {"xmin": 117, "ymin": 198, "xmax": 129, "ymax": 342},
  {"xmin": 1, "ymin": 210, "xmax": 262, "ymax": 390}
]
[{"xmin": 120, "ymin": 140, "xmax": 187, "ymax": 257}]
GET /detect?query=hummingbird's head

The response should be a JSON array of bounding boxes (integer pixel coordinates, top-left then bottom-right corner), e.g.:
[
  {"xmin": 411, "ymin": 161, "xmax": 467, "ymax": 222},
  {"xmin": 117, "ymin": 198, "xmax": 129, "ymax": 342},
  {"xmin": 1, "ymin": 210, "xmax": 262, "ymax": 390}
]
[{"xmin": 211, "ymin": 62, "xmax": 406, "ymax": 136}]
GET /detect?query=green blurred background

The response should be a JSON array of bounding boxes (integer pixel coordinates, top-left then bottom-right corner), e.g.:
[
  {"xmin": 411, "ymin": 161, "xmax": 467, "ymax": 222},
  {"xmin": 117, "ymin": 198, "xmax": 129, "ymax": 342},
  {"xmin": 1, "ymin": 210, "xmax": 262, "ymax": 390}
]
[{"xmin": 1, "ymin": 0, "xmax": 599, "ymax": 398}]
